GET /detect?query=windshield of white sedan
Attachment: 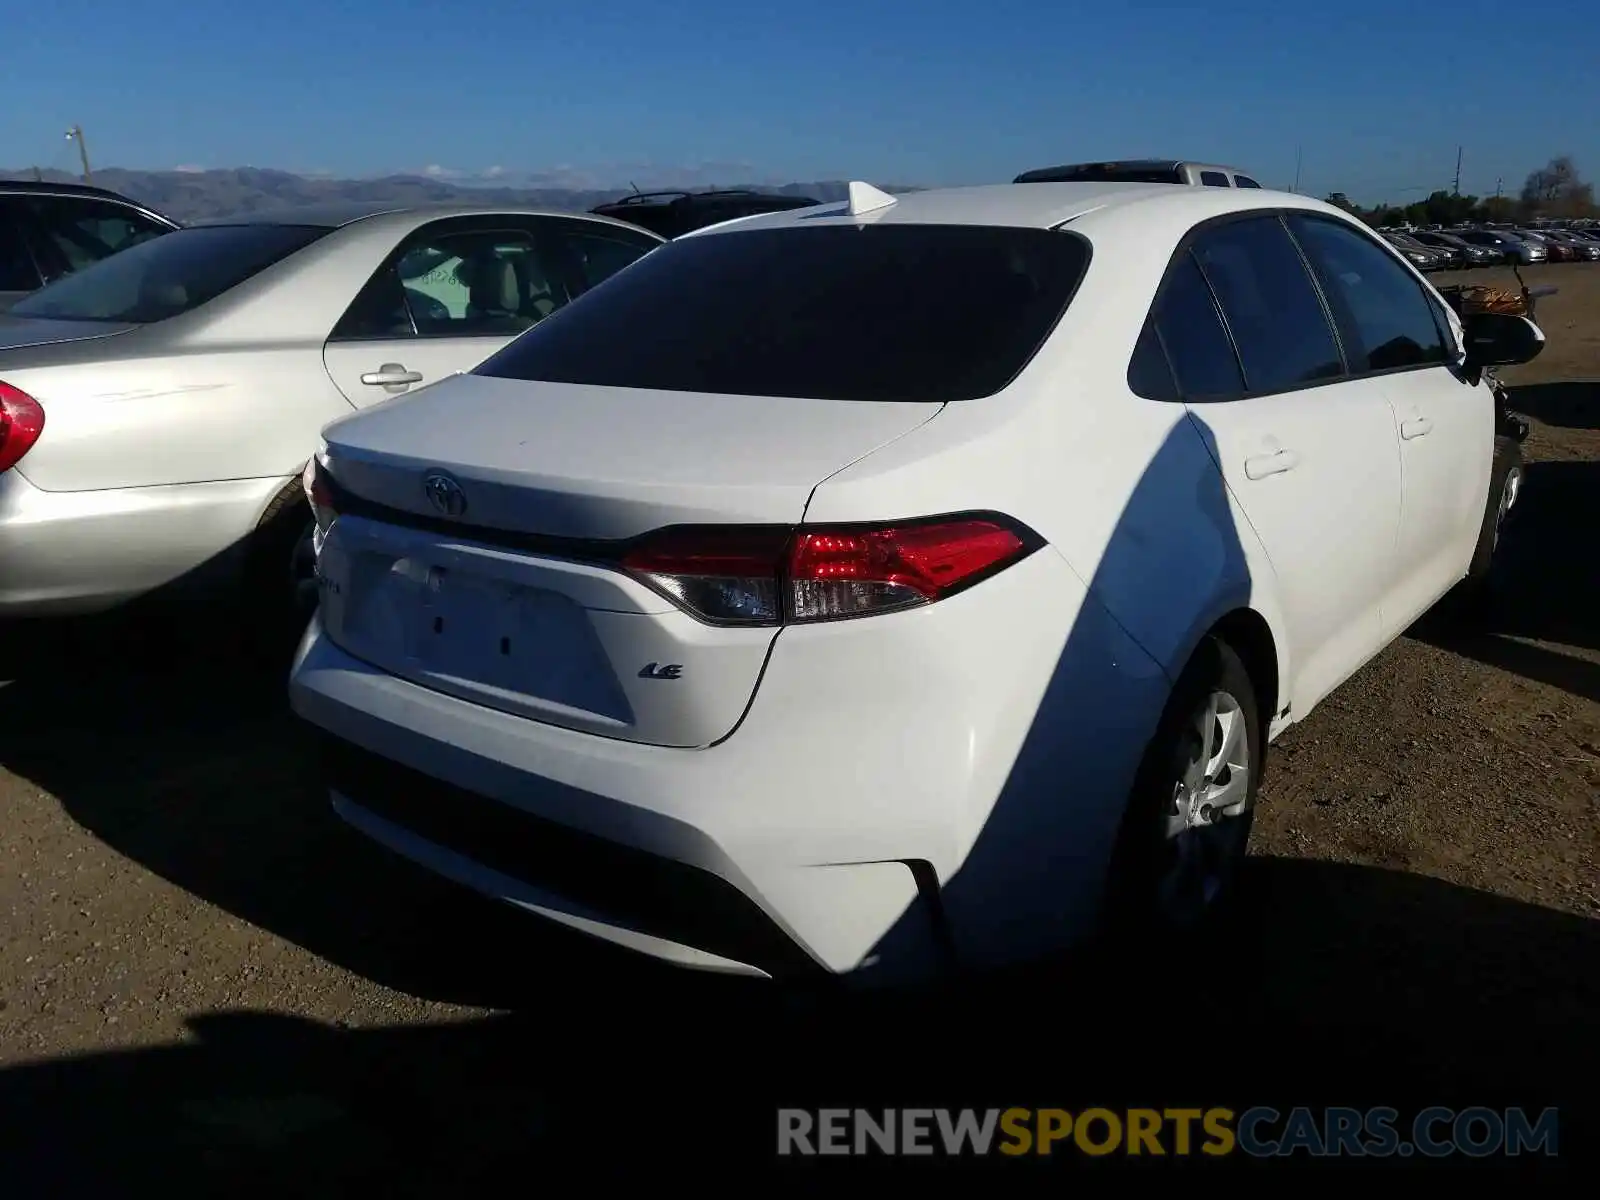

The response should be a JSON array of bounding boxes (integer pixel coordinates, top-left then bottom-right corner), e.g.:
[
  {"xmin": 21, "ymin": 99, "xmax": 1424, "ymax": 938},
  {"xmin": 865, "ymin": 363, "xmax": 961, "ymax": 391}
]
[
  {"xmin": 8, "ymin": 224, "xmax": 329, "ymax": 323},
  {"xmin": 475, "ymin": 224, "xmax": 1090, "ymax": 402}
]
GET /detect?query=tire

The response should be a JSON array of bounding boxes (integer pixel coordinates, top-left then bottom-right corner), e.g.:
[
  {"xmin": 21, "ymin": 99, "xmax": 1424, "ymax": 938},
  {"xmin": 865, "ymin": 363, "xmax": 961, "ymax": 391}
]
[
  {"xmin": 1104, "ymin": 637, "xmax": 1261, "ymax": 937},
  {"xmin": 1452, "ymin": 434, "xmax": 1524, "ymax": 616},
  {"xmin": 240, "ymin": 477, "xmax": 318, "ymax": 653}
]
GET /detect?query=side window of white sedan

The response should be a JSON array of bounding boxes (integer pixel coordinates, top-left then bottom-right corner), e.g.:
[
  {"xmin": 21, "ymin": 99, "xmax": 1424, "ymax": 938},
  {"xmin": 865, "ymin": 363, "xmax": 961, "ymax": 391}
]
[
  {"xmin": 333, "ymin": 227, "xmax": 573, "ymax": 342},
  {"xmin": 1285, "ymin": 215, "xmax": 1452, "ymax": 374}
]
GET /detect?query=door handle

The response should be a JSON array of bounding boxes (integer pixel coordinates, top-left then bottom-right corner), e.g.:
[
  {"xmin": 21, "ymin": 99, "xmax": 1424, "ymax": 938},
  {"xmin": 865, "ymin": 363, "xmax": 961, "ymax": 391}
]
[
  {"xmin": 359, "ymin": 363, "xmax": 423, "ymax": 387},
  {"xmin": 1400, "ymin": 416, "xmax": 1433, "ymax": 440},
  {"xmin": 1243, "ymin": 448, "xmax": 1300, "ymax": 480}
]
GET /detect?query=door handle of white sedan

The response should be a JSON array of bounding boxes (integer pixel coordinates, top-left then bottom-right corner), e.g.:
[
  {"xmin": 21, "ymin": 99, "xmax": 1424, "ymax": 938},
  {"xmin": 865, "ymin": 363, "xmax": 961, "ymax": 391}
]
[
  {"xmin": 1400, "ymin": 416, "xmax": 1433, "ymax": 440},
  {"xmin": 1243, "ymin": 447, "xmax": 1301, "ymax": 480},
  {"xmin": 360, "ymin": 364, "xmax": 424, "ymax": 387}
]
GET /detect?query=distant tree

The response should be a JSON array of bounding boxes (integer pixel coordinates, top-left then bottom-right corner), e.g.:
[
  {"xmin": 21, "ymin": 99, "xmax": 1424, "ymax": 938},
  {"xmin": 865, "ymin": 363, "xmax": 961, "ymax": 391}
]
[
  {"xmin": 1520, "ymin": 156, "xmax": 1596, "ymax": 218},
  {"xmin": 1480, "ymin": 196, "xmax": 1519, "ymax": 222},
  {"xmin": 1324, "ymin": 192, "xmax": 1356, "ymax": 212}
]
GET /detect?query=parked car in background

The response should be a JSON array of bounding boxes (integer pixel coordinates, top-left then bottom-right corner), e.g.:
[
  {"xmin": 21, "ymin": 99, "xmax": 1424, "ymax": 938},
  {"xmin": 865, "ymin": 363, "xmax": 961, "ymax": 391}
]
[
  {"xmin": 1514, "ymin": 230, "xmax": 1575, "ymax": 263},
  {"xmin": 1407, "ymin": 230, "xmax": 1502, "ymax": 267},
  {"xmin": 1013, "ymin": 159, "xmax": 1264, "ymax": 188},
  {"xmin": 1454, "ymin": 228, "xmax": 1546, "ymax": 264},
  {"xmin": 1382, "ymin": 231, "xmax": 1447, "ymax": 271},
  {"xmin": 0, "ymin": 180, "xmax": 178, "ymax": 311},
  {"xmin": 1532, "ymin": 228, "xmax": 1600, "ymax": 261},
  {"xmin": 0, "ymin": 202, "xmax": 662, "ymax": 625},
  {"xmin": 591, "ymin": 189, "xmax": 822, "ymax": 238},
  {"xmin": 290, "ymin": 180, "xmax": 1540, "ymax": 984}
]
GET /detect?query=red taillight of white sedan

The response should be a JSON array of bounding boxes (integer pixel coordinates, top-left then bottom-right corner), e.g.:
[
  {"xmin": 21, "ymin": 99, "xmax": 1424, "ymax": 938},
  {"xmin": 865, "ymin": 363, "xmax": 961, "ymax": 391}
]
[{"xmin": 621, "ymin": 515, "xmax": 1042, "ymax": 626}]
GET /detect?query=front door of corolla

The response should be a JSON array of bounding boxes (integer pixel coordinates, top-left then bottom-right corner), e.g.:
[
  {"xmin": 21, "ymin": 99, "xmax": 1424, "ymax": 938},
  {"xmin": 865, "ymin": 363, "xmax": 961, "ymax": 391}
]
[
  {"xmin": 1157, "ymin": 216, "xmax": 1406, "ymax": 718},
  {"xmin": 321, "ymin": 215, "xmax": 660, "ymax": 408},
  {"xmin": 1284, "ymin": 213, "xmax": 1493, "ymax": 636}
]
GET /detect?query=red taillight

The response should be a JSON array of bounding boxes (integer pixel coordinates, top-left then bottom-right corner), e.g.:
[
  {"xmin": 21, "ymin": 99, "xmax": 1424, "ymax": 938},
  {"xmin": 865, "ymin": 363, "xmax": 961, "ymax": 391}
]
[
  {"xmin": 0, "ymin": 382, "xmax": 45, "ymax": 474},
  {"xmin": 622, "ymin": 515, "xmax": 1036, "ymax": 626}
]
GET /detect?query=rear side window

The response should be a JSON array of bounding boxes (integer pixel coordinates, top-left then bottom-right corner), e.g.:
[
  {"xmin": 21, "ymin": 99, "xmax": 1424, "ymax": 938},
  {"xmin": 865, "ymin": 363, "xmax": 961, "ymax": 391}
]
[
  {"xmin": 0, "ymin": 217, "xmax": 41, "ymax": 292},
  {"xmin": 24, "ymin": 197, "xmax": 169, "ymax": 280},
  {"xmin": 1190, "ymin": 217, "xmax": 1344, "ymax": 393},
  {"xmin": 1200, "ymin": 172, "xmax": 1231, "ymax": 187},
  {"xmin": 8, "ymin": 224, "xmax": 327, "ymax": 323},
  {"xmin": 1286, "ymin": 214, "xmax": 1450, "ymax": 373},
  {"xmin": 1151, "ymin": 253, "xmax": 1245, "ymax": 399},
  {"xmin": 477, "ymin": 224, "xmax": 1090, "ymax": 403}
]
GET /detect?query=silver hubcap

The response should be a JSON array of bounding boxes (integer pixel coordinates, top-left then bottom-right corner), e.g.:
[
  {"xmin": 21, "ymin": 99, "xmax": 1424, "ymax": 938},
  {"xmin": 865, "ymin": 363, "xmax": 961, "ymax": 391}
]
[
  {"xmin": 289, "ymin": 521, "xmax": 318, "ymax": 614},
  {"xmin": 1159, "ymin": 689, "xmax": 1252, "ymax": 924}
]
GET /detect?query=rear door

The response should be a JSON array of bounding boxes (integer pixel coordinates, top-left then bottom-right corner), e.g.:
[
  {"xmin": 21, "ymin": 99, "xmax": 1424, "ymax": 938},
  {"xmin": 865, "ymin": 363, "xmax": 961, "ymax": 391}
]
[
  {"xmin": 322, "ymin": 216, "xmax": 659, "ymax": 407},
  {"xmin": 1168, "ymin": 214, "xmax": 1405, "ymax": 716},
  {"xmin": 1286, "ymin": 213, "xmax": 1491, "ymax": 633}
]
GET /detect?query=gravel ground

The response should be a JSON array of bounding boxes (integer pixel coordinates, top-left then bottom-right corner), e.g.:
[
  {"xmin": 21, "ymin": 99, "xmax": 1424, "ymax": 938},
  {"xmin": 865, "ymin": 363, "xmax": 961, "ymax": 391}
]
[{"xmin": 1, "ymin": 265, "xmax": 1596, "ymax": 1186}]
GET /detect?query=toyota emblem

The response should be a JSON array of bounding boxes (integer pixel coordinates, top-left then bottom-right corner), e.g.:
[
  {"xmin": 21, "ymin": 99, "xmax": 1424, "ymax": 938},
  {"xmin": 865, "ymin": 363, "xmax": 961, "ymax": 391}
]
[{"xmin": 423, "ymin": 471, "xmax": 468, "ymax": 518}]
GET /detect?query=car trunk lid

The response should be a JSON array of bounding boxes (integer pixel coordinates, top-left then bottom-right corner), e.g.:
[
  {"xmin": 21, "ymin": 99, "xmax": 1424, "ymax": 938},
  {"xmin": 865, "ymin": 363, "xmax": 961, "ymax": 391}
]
[{"xmin": 316, "ymin": 373, "xmax": 943, "ymax": 746}]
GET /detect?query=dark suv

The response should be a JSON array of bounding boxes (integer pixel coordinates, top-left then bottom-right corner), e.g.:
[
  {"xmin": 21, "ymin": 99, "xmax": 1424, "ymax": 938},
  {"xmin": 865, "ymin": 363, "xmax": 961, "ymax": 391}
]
[
  {"xmin": 590, "ymin": 188, "xmax": 822, "ymax": 239},
  {"xmin": 0, "ymin": 180, "xmax": 179, "ymax": 311}
]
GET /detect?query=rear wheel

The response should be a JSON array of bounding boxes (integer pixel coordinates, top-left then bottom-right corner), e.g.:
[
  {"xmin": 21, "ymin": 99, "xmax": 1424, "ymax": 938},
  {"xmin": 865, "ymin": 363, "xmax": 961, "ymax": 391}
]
[
  {"xmin": 240, "ymin": 478, "xmax": 318, "ymax": 652},
  {"xmin": 1106, "ymin": 637, "xmax": 1261, "ymax": 935}
]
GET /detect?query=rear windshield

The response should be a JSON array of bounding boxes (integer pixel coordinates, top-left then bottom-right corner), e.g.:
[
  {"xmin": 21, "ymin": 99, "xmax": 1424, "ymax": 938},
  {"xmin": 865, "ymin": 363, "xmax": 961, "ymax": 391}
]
[
  {"xmin": 8, "ymin": 223, "xmax": 329, "ymax": 323},
  {"xmin": 475, "ymin": 223, "xmax": 1090, "ymax": 402}
]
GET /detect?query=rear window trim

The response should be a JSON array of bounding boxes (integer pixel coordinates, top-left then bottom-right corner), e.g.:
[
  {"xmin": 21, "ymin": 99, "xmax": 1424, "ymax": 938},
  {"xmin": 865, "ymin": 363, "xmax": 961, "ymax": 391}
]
[{"xmin": 474, "ymin": 223, "xmax": 1094, "ymax": 403}]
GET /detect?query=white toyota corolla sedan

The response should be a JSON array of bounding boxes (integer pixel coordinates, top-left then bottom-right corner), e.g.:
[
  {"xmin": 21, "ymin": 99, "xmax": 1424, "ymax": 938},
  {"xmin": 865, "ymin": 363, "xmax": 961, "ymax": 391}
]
[{"xmin": 288, "ymin": 180, "xmax": 1542, "ymax": 983}]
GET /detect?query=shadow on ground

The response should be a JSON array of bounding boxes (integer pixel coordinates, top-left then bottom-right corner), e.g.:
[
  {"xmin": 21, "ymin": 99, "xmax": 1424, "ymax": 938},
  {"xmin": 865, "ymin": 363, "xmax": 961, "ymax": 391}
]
[
  {"xmin": 0, "ymin": 858, "xmax": 1593, "ymax": 1185},
  {"xmin": 1410, "ymin": 457, "xmax": 1600, "ymax": 701},
  {"xmin": 0, "ymin": 602, "xmax": 677, "ymax": 1009},
  {"xmin": 1508, "ymin": 381, "xmax": 1600, "ymax": 432}
]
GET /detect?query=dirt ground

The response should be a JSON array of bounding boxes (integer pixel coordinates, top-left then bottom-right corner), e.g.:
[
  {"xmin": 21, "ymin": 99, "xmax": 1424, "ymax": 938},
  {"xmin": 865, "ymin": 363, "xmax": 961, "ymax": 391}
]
[{"xmin": 1, "ymin": 266, "xmax": 1596, "ymax": 1186}]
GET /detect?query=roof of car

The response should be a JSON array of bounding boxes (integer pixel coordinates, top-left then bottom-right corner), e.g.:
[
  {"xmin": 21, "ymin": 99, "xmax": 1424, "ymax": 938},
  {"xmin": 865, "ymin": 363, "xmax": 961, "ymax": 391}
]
[
  {"xmin": 679, "ymin": 181, "xmax": 1341, "ymax": 238},
  {"xmin": 0, "ymin": 178, "xmax": 177, "ymax": 223},
  {"xmin": 181, "ymin": 201, "xmax": 659, "ymax": 235}
]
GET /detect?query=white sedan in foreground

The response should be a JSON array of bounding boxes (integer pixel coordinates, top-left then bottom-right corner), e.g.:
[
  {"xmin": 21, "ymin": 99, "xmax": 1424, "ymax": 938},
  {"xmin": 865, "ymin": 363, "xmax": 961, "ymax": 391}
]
[{"xmin": 288, "ymin": 180, "xmax": 1542, "ymax": 983}]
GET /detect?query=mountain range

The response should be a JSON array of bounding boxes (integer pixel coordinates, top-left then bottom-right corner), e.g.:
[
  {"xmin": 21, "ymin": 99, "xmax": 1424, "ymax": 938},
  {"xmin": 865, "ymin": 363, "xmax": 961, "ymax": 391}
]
[{"xmin": 0, "ymin": 167, "xmax": 921, "ymax": 222}]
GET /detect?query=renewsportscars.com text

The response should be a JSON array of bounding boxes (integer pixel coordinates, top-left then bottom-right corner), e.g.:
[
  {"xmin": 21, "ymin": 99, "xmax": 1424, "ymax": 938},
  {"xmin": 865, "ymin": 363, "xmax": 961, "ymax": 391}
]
[{"xmin": 777, "ymin": 1106, "xmax": 1559, "ymax": 1158}]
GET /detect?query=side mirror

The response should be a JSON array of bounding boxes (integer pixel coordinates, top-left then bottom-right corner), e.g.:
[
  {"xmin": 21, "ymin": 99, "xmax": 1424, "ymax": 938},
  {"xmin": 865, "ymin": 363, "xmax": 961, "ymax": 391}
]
[{"xmin": 1462, "ymin": 311, "xmax": 1545, "ymax": 369}]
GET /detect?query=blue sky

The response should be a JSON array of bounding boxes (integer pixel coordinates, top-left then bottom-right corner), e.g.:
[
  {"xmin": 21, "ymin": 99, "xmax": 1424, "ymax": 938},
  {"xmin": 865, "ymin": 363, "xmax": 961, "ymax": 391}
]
[{"xmin": 5, "ymin": 0, "xmax": 1596, "ymax": 203}]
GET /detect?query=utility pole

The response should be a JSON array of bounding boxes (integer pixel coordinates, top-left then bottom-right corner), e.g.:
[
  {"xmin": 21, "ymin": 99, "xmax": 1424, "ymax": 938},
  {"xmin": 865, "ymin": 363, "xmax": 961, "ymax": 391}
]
[
  {"xmin": 65, "ymin": 125, "xmax": 92, "ymax": 183},
  {"xmin": 1292, "ymin": 145, "xmax": 1302, "ymax": 193},
  {"xmin": 1453, "ymin": 145, "xmax": 1462, "ymax": 196},
  {"xmin": 31, "ymin": 166, "xmax": 43, "ymax": 181},
  {"xmin": 1495, "ymin": 177, "xmax": 1503, "ymax": 199}
]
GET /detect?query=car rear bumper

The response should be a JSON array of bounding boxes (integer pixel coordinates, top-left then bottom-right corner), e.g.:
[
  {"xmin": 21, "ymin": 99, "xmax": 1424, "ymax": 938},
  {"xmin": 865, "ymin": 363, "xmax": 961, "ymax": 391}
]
[
  {"xmin": 287, "ymin": 546, "xmax": 1169, "ymax": 980},
  {"xmin": 0, "ymin": 469, "xmax": 282, "ymax": 616}
]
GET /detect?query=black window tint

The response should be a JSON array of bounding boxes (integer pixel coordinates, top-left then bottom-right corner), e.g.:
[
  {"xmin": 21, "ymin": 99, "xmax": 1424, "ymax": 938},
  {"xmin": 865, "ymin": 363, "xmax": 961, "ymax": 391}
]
[
  {"xmin": 25, "ymin": 197, "xmax": 169, "ymax": 280},
  {"xmin": 1201, "ymin": 171, "xmax": 1231, "ymax": 187},
  {"xmin": 1286, "ymin": 215, "xmax": 1449, "ymax": 373},
  {"xmin": 561, "ymin": 227, "xmax": 658, "ymax": 292},
  {"xmin": 1191, "ymin": 217, "xmax": 1344, "ymax": 393},
  {"xmin": 7, "ymin": 224, "xmax": 326, "ymax": 323},
  {"xmin": 1153, "ymin": 252, "xmax": 1245, "ymax": 399},
  {"xmin": 477, "ymin": 224, "xmax": 1089, "ymax": 403},
  {"xmin": 1128, "ymin": 319, "xmax": 1178, "ymax": 401},
  {"xmin": 1235, "ymin": 177, "xmax": 1263, "ymax": 189},
  {"xmin": 0, "ymin": 217, "xmax": 41, "ymax": 292}
]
